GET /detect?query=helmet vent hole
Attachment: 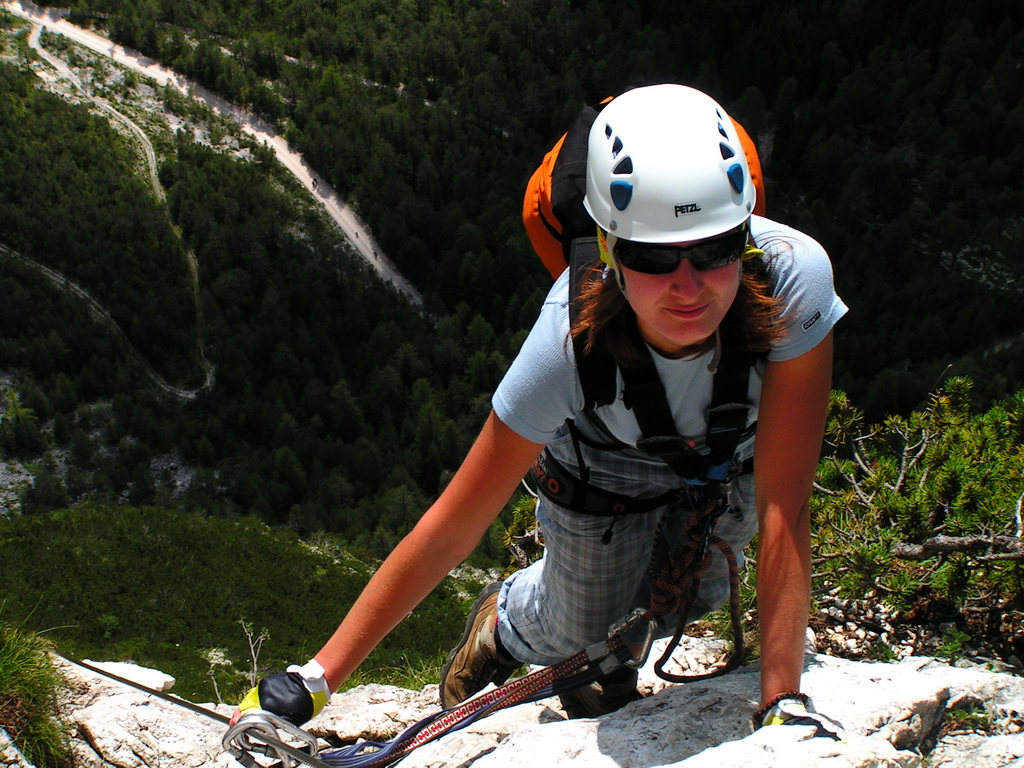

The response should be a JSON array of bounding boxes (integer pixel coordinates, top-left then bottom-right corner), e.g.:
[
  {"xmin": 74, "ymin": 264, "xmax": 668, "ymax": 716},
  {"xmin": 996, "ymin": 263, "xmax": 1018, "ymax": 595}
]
[
  {"xmin": 605, "ymin": 123, "xmax": 613, "ymax": 138},
  {"xmin": 612, "ymin": 137, "xmax": 623, "ymax": 158},
  {"xmin": 610, "ymin": 180, "xmax": 633, "ymax": 211},
  {"xmin": 613, "ymin": 157, "xmax": 633, "ymax": 175},
  {"xmin": 720, "ymin": 143, "xmax": 735, "ymax": 160},
  {"xmin": 717, "ymin": 122, "xmax": 729, "ymax": 139},
  {"xmin": 726, "ymin": 163, "xmax": 745, "ymax": 194}
]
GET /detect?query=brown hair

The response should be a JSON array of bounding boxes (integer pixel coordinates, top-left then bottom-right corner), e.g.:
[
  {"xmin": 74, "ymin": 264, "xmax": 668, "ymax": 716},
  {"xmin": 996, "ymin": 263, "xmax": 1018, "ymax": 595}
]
[{"xmin": 571, "ymin": 246, "xmax": 785, "ymax": 367}]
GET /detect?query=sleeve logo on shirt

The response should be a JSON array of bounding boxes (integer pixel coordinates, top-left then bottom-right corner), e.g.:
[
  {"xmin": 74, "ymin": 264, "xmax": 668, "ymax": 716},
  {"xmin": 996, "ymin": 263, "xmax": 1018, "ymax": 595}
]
[{"xmin": 802, "ymin": 311, "xmax": 822, "ymax": 331}]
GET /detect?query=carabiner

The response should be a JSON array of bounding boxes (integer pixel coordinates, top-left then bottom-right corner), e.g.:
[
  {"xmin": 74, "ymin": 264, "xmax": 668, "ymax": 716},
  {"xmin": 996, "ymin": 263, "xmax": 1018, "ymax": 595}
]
[
  {"xmin": 222, "ymin": 710, "xmax": 321, "ymax": 768},
  {"xmin": 608, "ymin": 608, "xmax": 657, "ymax": 669},
  {"xmin": 625, "ymin": 620, "xmax": 657, "ymax": 669}
]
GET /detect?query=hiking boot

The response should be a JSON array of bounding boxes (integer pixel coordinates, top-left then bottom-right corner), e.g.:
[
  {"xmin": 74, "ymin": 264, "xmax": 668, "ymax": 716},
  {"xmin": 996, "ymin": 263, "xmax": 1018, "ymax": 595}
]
[
  {"xmin": 439, "ymin": 582, "xmax": 520, "ymax": 708},
  {"xmin": 559, "ymin": 665, "xmax": 641, "ymax": 719}
]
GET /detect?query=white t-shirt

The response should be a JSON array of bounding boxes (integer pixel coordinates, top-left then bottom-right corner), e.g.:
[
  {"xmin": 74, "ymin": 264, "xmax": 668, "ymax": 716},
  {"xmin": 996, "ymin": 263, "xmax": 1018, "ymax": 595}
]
[{"xmin": 492, "ymin": 217, "xmax": 847, "ymax": 494}]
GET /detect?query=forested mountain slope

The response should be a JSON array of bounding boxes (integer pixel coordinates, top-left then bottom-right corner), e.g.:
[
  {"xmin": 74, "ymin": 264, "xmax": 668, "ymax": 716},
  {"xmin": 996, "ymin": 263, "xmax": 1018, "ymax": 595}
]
[
  {"xmin": 4, "ymin": 0, "xmax": 1021, "ymax": 523},
  {"xmin": 52, "ymin": 0, "xmax": 1024, "ymax": 415}
]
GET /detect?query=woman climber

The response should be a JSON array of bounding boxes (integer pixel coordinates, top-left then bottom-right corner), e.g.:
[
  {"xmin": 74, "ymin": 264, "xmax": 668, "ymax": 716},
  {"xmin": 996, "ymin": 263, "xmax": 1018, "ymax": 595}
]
[{"xmin": 235, "ymin": 83, "xmax": 847, "ymax": 735}]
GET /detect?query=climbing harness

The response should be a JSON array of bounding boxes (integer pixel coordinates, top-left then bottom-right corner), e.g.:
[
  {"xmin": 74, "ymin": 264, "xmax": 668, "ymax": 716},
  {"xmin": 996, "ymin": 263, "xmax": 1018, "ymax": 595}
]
[{"xmin": 522, "ymin": 235, "xmax": 754, "ymax": 686}]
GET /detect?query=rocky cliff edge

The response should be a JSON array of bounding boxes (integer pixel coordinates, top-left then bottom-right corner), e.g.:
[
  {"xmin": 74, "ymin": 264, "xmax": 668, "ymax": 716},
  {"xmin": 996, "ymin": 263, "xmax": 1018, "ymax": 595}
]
[{"xmin": 4, "ymin": 636, "xmax": 1023, "ymax": 768}]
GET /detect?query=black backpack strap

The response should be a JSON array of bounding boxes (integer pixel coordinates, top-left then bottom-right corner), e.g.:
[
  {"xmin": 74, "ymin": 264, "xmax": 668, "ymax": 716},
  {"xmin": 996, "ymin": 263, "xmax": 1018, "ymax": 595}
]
[
  {"xmin": 568, "ymin": 237, "xmax": 617, "ymax": 410},
  {"xmin": 551, "ymin": 104, "xmax": 605, "ymax": 261},
  {"xmin": 704, "ymin": 334, "xmax": 755, "ymax": 474}
]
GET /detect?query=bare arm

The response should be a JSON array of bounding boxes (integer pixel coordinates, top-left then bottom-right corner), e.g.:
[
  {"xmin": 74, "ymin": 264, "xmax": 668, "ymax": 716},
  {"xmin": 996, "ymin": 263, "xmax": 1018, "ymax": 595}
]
[
  {"xmin": 315, "ymin": 410, "xmax": 545, "ymax": 690},
  {"xmin": 753, "ymin": 331, "xmax": 833, "ymax": 707}
]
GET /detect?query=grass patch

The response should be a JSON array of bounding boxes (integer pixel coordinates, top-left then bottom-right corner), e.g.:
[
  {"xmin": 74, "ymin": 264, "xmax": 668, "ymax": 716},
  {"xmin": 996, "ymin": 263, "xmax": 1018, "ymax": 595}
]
[
  {"xmin": 0, "ymin": 621, "xmax": 72, "ymax": 768},
  {"xmin": 342, "ymin": 651, "xmax": 449, "ymax": 693},
  {"xmin": 0, "ymin": 506, "xmax": 467, "ymax": 704}
]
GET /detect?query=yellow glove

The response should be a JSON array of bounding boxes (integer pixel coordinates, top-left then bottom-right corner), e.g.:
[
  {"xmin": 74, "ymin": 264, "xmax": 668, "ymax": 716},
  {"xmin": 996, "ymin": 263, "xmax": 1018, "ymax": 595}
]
[{"xmin": 239, "ymin": 659, "xmax": 330, "ymax": 726}]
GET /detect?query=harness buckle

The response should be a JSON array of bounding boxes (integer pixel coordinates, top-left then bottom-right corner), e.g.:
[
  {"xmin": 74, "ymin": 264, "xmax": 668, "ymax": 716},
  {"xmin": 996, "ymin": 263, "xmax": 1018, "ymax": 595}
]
[
  {"xmin": 635, "ymin": 435, "xmax": 708, "ymax": 479},
  {"xmin": 705, "ymin": 402, "xmax": 750, "ymax": 433},
  {"xmin": 704, "ymin": 403, "xmax": 751, "ymax": 465},
  {"xmin": 634, "ymin": 435, "xmax": 696, "ymax": 460}
]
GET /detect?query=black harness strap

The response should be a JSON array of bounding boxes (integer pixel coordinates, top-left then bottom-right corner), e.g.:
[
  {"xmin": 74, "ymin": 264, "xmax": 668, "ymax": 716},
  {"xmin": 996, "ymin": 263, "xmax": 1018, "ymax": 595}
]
[
  {"xmin": 529, "ymin": 446, "xmax": 678, "ymax": 517},
  {"xmin": 705, "ymin": 330, "xmax": 756, "ymax": 470}
]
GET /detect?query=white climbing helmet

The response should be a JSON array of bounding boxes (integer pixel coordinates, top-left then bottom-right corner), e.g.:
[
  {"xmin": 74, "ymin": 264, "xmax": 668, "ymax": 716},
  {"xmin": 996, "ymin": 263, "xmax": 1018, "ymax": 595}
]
[{"xmin": 583, "ymin": 84, "xmax": 757, "ymax": 244}]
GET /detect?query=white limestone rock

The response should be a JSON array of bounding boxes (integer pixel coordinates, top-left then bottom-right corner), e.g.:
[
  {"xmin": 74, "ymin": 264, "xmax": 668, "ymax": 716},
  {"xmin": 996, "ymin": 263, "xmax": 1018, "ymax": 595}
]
[
  {"xmin": 46, "ymin": 644, "xmax": 1024, "ymax": 768},
  {"xmin": 80, "ymin": 659, "xmax": 177, "ymax": 692},
  {"xmin": 56, "ymin": 657, "xmax": 242, "ymax": 768},
  {"xmin": 395, "ymin": 648, "xmax": 1024, "ymax": 768}
]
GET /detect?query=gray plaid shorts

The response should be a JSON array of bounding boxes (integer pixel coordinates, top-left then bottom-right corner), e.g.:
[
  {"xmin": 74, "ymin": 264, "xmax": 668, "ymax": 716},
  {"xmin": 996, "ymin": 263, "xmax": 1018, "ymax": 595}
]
[{"xmin": 496, "ymin": 472, "xmax": 757, "ymax": 666}]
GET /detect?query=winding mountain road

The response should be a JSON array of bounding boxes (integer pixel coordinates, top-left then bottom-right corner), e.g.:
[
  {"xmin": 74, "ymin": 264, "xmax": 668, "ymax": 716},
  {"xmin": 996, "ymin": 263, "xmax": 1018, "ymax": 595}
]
[
  {"xmin": 0, "ymin": 244, "xmax": 213, "ymax": 400},
  {"xmin": 4, "ymin": 0, "xmax": 423, "ymax": 306},
  {"xmin": 7, "ymin": 12, "xmax": 220, "ymax": 399}
]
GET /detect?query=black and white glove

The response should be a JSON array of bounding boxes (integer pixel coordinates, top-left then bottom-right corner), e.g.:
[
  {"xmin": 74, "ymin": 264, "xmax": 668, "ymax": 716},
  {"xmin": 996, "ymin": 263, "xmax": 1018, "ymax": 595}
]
[{"xmin": 238, "ymin": 659, "xmax": 331, "ymax": 727}]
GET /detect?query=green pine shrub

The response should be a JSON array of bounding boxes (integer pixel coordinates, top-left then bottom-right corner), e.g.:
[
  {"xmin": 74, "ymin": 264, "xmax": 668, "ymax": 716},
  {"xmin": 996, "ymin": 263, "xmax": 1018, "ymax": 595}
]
[{"xmin": 814, "ymin": 378, "xmax": 1024, "ymax": 657}]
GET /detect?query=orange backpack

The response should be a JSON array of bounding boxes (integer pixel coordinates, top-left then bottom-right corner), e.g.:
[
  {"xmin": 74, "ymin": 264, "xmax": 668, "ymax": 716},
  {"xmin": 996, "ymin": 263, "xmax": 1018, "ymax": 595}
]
[{"xmin": 523, "ymin": 99, "xmax": 766, "ymax": 280}]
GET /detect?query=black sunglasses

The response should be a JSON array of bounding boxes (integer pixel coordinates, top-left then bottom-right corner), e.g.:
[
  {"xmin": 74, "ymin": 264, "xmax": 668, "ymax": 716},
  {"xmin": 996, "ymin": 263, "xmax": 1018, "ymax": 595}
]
[{"xmin": 615, "ymin": 227, "xmax": 748, "ymax": 274}]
